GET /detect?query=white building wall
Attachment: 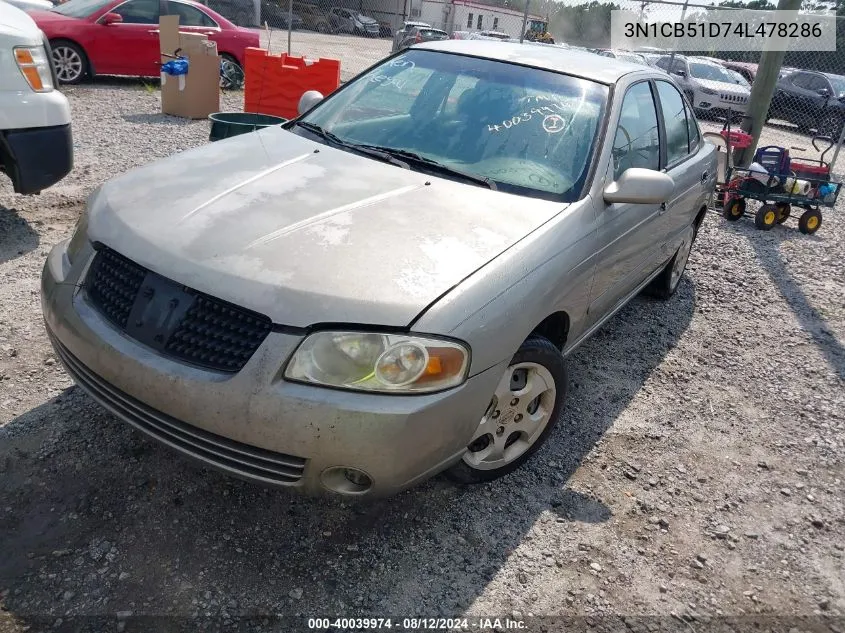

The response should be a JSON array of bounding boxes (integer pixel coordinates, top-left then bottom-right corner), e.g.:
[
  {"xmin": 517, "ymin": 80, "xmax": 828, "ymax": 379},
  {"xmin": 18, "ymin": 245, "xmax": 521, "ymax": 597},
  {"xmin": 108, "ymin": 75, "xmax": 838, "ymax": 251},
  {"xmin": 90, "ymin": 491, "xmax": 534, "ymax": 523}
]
[{"xmin": 416, "ymin": 0, "xmax": 541, "ymax": 36}]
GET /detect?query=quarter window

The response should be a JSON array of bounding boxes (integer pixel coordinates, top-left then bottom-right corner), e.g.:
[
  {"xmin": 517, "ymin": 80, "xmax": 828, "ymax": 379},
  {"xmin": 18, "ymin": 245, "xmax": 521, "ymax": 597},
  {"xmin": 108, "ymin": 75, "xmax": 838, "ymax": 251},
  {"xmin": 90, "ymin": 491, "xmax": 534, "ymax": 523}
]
[
  {"xmin": 167, "ymin": 2, "xmax": 216, "ymax": 26},
  {"xmin": 656, "ymin": 80, "xmax": 690, "ymax": 165},
  {"xmin": 612, "ymin": 82, "xmax": 660, "ymax": 180},
  {"xmin": 111, "ymin": 0, "xmax": 160, "ymax": 23}
]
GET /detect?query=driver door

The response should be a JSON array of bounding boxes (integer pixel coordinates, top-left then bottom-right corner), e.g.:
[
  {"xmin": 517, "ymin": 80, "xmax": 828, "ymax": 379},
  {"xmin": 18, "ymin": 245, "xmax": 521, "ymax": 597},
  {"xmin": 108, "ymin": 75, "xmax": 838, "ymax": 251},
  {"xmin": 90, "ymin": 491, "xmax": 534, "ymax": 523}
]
[{"xmin": 586, "ymin": 80, "xmax": 665, "ymax": 328}]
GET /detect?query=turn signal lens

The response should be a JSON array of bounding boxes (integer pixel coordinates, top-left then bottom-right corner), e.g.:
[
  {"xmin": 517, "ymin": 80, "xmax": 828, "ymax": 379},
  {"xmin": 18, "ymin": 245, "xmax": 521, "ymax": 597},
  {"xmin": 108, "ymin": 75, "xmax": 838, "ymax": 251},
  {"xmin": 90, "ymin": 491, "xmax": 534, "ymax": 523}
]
[{"xmin": 14, "ymin": 46, "xmax": 53, "ymax": 93}]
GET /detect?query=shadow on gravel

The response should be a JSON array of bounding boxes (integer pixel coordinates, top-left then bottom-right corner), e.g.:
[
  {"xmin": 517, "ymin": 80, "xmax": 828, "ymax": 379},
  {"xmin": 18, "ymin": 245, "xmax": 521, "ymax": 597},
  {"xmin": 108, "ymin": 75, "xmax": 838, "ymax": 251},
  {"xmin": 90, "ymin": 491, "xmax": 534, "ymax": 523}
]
[
  {"xmin": 0, "ymin": 282, "xmax": 695, "ymax": 627},
  {"xmin": 732, "ymin": 223, "xmax": 845, "ymax": 380},
  {"xmin": 0, "ymin": 205, "xmax": 39, "ymax": 264}
]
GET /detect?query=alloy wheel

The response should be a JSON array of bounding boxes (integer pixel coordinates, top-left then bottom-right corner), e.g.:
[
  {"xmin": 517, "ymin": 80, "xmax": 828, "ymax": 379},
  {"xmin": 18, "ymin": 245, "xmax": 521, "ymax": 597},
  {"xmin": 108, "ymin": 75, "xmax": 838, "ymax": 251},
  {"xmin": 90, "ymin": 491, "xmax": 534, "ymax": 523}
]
[
  {"xmin": 52, "ymin": 46, "xmax": 83, "ymax": 83},
  {"xmin": 670, "ymin": 238, "xmax": 692, "ymax": 292},
  {"xmin": 463, "ymin": 362, "xmax": 557, "ymax": 471}
]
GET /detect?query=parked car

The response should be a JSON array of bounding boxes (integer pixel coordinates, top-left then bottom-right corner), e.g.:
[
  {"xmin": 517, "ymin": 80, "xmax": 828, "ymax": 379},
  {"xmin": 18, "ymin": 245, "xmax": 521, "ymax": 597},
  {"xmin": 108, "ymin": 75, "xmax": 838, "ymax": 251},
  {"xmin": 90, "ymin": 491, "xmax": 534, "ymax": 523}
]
[
  {"xmin": 654, "ymin": 55, "xmax": 750, "ymax": 116},
  {"xmin": 478, "ymin": 29, "xmax": 509, "ymax": 40},
  {"xmin": 595, "ymin": 49, "xmax": 648, "ymax": 65},
  {"xmin": 42, "ymin": 41, "xmax": 716, "ymax": 497},
  {"xmin": 3, "ymin": 0, "xmax": 53, "ymax": 11},
  {"xmin": 450, "ymin": 29, "xmax": 470, "ymax": 39},
  {"xmin": 0, "ymin": 1, "xmax": 72, "ymax": 194},
  {"xmin": 392, "ymin": 19, "xmax": 429, "ymax": 50},
  {"xmin": 30, "ymin": 0, "xmax": 258, "ymax": 84},
  {"xmin": 769, "ymin": 70, "xmax": 845, "ymax": 138},
  {"xmin": 392, "ymin": 25, "xmax": 447, "ymax": 52},
  {"xmin": 377, "ymin": 19, "xmax": 391, "ymax": 36},
  {"xmin": 726, "ymin": 68, "xmax": 750, "ymax": 89},
  {"xmin": 328, "ymin": 7, "xmax": 378, "ymax": 36},
  {"xmin": 207, "ymin": 0, "xmax": 302, "ymax": 28},
  {"xmin": 293, "ymin": 2, "xmax": 332, "ymax": 33},
  {"xmin": 721, "ymin": 61, "xmax": 757, "ymax": 85}
]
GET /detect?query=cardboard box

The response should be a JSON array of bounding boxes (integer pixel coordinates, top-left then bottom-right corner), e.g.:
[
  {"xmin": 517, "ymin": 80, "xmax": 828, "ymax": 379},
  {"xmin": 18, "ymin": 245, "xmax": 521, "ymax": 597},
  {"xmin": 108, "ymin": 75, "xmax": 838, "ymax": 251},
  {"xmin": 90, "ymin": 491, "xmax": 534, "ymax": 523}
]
[{"xmin": 159, "ymin": 15, "xmax": 220, "ymax": 119}]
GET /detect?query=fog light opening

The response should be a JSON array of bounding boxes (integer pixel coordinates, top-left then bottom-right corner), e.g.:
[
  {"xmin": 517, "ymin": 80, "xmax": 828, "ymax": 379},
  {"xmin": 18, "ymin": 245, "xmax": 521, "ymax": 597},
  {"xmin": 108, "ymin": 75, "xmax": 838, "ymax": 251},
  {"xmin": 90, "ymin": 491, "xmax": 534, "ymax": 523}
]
[{"xmin": 321, "ymin": 466, "xmax": 373, "ymax": 495}]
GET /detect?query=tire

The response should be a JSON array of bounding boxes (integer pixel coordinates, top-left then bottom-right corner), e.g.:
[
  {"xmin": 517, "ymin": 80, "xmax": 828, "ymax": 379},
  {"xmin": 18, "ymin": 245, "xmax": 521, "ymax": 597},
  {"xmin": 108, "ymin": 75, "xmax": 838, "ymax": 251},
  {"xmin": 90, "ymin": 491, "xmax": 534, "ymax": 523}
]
[
  {"xmin": 723, "ymin": 196, "xmax": 745, "ymax": 221},
  {"xmin": 776, "ymin": 202, "xmax": 791, "ymax": 224},
  {"xmin": 819, "ymin": 112, "xmax": 843, "ymax": 140},
  {"xmin": 316, "ymin": 21, "xmax": 330, "ymax": 33},
  {"xmin": 798, "ymin": 208, "xmax": 822, "ymax": 235},
  {"xmin": 50, "ymin": 40, "xmax": 88, "ymax": 85},
  {"xmin": 219, "ymin": 53, "xmax": 244, "ymax": 90},
  {"xmin": 754, "ymin": 203, "xmax": 778, "ymax": 230},
  {"xmin": 646, "ymin": 225, "xmax": 694, "ymax": 301},
  {"xmin": 445, "ymin": 336, "xmax": 567, "ymax": 484}
]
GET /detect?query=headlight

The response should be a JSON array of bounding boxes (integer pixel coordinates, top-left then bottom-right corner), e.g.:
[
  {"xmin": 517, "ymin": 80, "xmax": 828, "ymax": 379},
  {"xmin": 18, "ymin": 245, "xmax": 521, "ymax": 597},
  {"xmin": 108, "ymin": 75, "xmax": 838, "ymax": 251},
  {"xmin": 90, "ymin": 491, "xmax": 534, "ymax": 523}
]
[
  {"xmin": 700, "ymin": 86, "xmax": 717, "ymax": 95},
  {"xmin": 14, "ymin": 46, "xmax": 53, "ymax": 93},
  {"xmin": 284, "ymin": 331, "xmax": 470, "ymax": 393},
  {"xmin": 66, "ymin": 208, "xmax": 89, "ymax": 265}
]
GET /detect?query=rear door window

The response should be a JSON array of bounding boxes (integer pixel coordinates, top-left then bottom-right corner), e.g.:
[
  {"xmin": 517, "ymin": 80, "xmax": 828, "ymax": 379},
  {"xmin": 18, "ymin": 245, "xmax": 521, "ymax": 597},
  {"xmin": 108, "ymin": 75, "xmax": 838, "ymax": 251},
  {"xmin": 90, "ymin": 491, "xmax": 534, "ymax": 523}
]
[{"xmin": 656, "ymin": 80, "xmax": 691, "ymax": 165}]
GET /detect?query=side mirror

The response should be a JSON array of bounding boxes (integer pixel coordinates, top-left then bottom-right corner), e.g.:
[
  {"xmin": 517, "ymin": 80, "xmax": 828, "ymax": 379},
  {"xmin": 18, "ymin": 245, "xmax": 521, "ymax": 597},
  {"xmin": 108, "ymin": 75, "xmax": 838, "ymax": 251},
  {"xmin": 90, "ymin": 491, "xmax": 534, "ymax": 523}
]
[
  {"xmin": 673, "ymin": 69, "xmax": 686, "ymax": 78},
  {"xmin": 817, "ymin": 87, "xmax": 831, "ymax": 97},
  {"xmin": 604, "ymin": 168, "xmax": 675, "ymax": 205},
  {"xmin": 101, "ymin": 12, "xmax": 123, "ymax": 24},
  {"xmin": 298, "ymin": 90, "xmax": 324, "ymax": 115}
]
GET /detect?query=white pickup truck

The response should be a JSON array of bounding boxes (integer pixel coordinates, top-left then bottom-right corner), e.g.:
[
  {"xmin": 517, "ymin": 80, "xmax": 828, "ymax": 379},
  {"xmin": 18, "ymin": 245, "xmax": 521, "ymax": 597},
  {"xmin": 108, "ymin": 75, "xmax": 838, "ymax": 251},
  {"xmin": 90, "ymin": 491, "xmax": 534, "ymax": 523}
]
[{"xmin": 0, "ymin": 0, "xmax": 72, "ymax": 194}]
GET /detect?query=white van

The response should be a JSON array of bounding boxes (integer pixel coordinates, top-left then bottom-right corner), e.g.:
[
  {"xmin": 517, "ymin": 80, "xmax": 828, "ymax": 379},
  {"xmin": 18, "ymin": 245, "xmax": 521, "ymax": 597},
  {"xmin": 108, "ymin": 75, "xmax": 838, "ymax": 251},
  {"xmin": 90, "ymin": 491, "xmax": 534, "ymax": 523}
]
[{"xmin": 0, "ymin": 1, "xmax": 72, "ymax": 194}]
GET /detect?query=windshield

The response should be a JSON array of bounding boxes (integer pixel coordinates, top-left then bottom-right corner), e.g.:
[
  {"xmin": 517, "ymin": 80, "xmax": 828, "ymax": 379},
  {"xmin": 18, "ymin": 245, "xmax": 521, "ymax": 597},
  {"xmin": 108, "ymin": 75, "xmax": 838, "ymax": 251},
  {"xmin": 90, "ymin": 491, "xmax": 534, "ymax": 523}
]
[
  {"xmin": 728, "ymin": 70, "xmax": 750, "ymax": 87},
  {"xmin": 294, "ymin": 49, "xmax": 608, "ymax": 201},
  {"xmin": 51, "ymin": 0, "xmax": 112, "ymax": 17},
  {"xmin": 617, "ymin": 53, "xmax": 646, "ymax": 65},
  {"xmin": 827, "ymin": 75, "xmax": 845, "ymax": 95},
  {"xmin": 689, "ymin": 62, "xmax": 736, "ymax": 83}
]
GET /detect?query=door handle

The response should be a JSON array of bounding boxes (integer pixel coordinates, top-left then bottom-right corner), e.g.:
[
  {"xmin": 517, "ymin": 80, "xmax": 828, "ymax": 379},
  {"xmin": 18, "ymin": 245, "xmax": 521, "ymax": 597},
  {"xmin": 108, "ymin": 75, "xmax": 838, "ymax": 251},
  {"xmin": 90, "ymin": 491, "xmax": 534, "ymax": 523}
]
[
  {"xmin": 659, "ymin": 202, "xmax": 667, "ymax": 214},
  {"xmin": 148, "ymin": 29, "xmax": 160, "ymax": 34},
  {"xmin": 701, "ymin": 172, "xmax": 709, "ymax": 184}
]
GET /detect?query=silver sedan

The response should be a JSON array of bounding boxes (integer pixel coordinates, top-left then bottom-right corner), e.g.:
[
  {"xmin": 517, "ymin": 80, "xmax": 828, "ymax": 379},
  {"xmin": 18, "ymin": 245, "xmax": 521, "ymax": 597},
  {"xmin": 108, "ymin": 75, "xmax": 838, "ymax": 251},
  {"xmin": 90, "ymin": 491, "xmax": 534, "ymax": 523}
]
[{"xmin": 42, "ymin": 41, "xmax": 716, "ymax": 497}]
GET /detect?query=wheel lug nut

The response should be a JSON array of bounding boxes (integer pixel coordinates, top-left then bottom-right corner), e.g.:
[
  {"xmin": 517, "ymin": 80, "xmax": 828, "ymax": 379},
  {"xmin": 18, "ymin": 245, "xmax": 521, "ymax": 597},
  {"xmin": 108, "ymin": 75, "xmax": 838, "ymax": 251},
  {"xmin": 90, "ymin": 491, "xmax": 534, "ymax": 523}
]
[
  {"xmin": 491, "ymin": 410, "xmax": 500, "ymax": 419},
  {"xmin": 514, "ymin": 414, "xmax": 523, "ymax": 422},
  {"xmin": 510, "ymin": 398, "xmax": 519, "ymax": 406},
  {"xmin": 496, "ymin": 426, "xmax": 505, "ymax": 436}
]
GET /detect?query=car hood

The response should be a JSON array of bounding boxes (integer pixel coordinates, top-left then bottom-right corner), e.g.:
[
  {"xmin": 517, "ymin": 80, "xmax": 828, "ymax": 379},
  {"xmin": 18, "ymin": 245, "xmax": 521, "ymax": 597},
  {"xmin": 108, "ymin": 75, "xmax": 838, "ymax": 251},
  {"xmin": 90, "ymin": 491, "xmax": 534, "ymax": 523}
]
[
  {"xmin": 695, "ymin": 78, "xmax": 749, "ymax": 95},
  {"xmin": 87, "ymin": 127, "xmax": 566, "ymax": 328},
  {"xmin": 27, "ymin": 9, "xmax": 77, "ymax": 25},
  {"xmin": 356, "ymin": 15, "xmax": 377, "ymax": 23}
]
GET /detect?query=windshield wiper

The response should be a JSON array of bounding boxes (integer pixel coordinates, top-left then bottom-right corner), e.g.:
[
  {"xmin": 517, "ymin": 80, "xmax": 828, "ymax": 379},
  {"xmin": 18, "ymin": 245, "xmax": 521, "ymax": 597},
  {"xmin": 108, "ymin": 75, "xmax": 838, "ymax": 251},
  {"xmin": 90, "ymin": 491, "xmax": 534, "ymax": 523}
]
[
  {"xmin": 292, "ymin": 122, "xmax": 409, "ymax": 169},
  {"xmin": 355, "ymin": 145, "xmax": 497, "ymax": 190}
]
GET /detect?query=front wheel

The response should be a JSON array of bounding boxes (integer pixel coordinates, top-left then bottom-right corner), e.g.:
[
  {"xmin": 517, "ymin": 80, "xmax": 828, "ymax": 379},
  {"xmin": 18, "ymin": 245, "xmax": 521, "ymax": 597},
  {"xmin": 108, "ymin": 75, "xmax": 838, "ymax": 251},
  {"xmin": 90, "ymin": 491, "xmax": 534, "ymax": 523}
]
[
  {"xmin": 754, "ymin": 203, "xmax": 778, "ymax": 230},
  {"xmin": 51, "ymin": 40, "xmax": 88, "ymax": 84},
  {"xmin": 798, "ymin": 208, "xmax": 822, "ymax": 234},
  {"xmin": 819, "ymin": 112, "xmax": 843, "ymax": 140},
  {"xmin": 723, "ymin": 196, "xmax": 746, "ymax": 221},
  {"xmin": 446, "ymin": 336, "xmax": 567, "ymax": 484}
]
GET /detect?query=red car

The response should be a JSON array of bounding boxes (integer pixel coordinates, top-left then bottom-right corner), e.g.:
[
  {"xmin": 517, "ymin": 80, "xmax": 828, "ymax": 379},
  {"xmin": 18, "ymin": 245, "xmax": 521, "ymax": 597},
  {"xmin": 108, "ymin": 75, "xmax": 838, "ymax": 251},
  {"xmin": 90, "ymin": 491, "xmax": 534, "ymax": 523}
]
[{"xmin": 30, "ymin": 0, "xmax": 258, "ymax": 84}]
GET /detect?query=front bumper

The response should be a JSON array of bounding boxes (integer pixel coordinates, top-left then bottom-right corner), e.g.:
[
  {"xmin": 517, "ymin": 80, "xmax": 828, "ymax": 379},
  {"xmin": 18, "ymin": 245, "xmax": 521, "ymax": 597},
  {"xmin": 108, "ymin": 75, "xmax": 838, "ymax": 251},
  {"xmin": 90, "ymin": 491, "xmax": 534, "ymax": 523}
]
[
  {"xmin": 1, "ymin": 123, "xmax": 73, "ymax": 194},
  {"xmin": 41, "ymin": 241, "xmax": 506, "ymax": 497},
  {"xmin": 692, "ymin": 93, "xmax": 749, "ymax": 114}
]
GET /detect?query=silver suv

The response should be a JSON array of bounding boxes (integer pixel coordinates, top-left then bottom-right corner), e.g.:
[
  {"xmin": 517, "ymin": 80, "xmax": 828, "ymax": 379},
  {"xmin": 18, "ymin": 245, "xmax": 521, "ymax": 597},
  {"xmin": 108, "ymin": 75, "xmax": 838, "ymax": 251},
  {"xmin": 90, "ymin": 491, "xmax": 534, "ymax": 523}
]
[{"xmin": 655, "ymin": 55, "xmax": 750, "ymax": 117}]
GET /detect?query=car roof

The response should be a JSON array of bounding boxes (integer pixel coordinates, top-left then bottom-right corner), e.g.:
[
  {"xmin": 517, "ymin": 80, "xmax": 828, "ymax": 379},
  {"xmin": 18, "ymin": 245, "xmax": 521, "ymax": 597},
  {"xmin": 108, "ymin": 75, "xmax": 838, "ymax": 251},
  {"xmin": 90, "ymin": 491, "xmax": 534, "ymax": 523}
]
[
  {"xmin": 822, "ymin": 72, "xmax": 845, "ymax": 81},
  {"xmin": 416, "ymin": 40, "xmax": 653, "ymax": 84}
]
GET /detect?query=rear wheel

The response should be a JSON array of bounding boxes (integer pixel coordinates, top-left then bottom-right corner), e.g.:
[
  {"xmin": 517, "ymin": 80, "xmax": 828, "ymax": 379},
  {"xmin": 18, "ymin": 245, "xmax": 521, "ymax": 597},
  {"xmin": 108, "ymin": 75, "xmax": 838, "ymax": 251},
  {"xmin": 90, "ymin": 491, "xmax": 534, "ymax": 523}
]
[
  {"xmin": 647, "ymin": 225, "xmax": 694, "ymax": 301},
  {"xmin": 219, "ymin": 53, "xmax": 244, "ymax": 90},
  {"xmin": 723, "ymin": 196, "xmax": 745, "ymax": 221},
  {"xmin": 316, "ymin": 21, "xmax": 330, "ymax": 33},
  {"xmin": 776, "ymin": 202, "xmax": 791, "ymax": 224},
  {"xmin": 446, "ymin": 336, "xmax": 567, "ymax": 484},
  {"xmin": 51, "ymin": 40, "xmax": 87, "ymax": 84}
]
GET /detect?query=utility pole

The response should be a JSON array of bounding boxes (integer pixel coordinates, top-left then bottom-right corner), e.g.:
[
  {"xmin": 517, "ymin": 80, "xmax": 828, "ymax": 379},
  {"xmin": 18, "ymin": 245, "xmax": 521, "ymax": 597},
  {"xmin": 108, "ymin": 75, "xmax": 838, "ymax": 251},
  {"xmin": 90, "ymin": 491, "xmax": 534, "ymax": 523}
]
[
  {"xmin": 734, "ymin": 0, "xmax": 802, "ymax": 166},
  {"xmin": 667, "ymin": 0, "xmax": 689, "ymax": 69},
  {"xmin": 519, "ymin": 0, "xmax": 530, "ymax": 42}
]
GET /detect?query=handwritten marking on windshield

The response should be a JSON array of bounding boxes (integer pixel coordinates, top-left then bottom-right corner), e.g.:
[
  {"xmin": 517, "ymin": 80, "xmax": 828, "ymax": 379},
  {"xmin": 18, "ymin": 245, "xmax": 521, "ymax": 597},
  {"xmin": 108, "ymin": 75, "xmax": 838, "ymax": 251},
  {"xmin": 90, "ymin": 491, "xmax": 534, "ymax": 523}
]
[
  {"xmin": 542, "ymin": 114, "xmax": 566, "ymax": 133},
  {"xmin": 487, "ymin": 103, "xmax": 568, "ymax": 133},
  {"xmin": 388, "ymin": 58, "xmax": 415, "ymax": 69},
  {"xmin": 368, "ymin": 74, "xmax": 407, "ymax": 90}
]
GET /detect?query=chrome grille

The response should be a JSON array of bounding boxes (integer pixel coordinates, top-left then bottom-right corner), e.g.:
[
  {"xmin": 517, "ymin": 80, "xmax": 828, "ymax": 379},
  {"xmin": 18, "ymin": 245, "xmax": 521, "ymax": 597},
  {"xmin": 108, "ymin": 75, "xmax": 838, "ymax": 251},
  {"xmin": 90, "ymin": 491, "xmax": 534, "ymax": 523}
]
[
  {"xmin": 49, "ymin": 333, "xmax": 307, "ymax": 486},
  {"xmin": 84, "ymin": 247, "xmax": 271, "ymax": 373},
  {"xmin": 720, "ymin": 93, "xmax": 748, "ymax": 104}
]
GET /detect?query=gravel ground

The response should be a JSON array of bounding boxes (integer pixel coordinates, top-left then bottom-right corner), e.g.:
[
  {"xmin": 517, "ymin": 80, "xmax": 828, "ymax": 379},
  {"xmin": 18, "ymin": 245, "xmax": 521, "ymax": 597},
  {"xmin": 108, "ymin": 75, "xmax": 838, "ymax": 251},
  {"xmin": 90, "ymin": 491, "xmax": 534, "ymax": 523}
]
[{"xmin": 1, "ymin": 81, "xmax": 844, "ymax": 633}]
